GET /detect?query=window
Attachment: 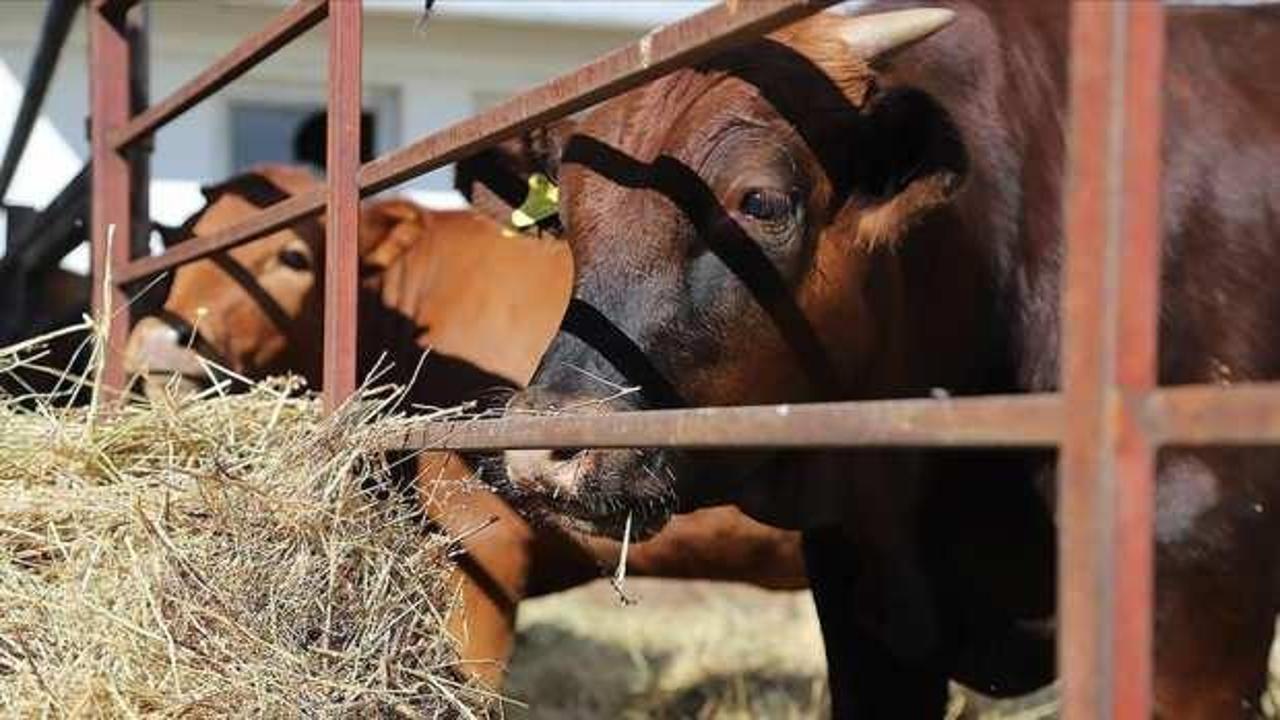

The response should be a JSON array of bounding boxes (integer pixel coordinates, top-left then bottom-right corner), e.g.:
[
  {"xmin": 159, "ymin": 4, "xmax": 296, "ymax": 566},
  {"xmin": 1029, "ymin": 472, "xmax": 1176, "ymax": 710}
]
[
  {"xmin": 227, "ymin": 85, "xmax": 399, "ymax": 175},
  {"xmin": 230, "ymin": 104, "xmax": 378, "ymax": 173}
]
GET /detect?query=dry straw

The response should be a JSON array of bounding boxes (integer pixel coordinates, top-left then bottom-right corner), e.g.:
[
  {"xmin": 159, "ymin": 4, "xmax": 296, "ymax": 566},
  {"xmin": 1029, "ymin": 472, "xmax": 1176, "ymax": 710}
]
[{"xmin": 0, "ymin": 323, "xmax": 494, "ymax": 718}]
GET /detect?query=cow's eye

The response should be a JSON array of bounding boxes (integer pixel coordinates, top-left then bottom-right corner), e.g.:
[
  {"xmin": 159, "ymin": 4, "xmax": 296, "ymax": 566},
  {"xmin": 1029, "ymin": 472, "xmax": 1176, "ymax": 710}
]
[
  {"xmin": 739, "ymin": 188, "xmax": 795, "ymax": 223},
  {"xmin": 278, "ymin": 247, "xmax": 312, "ymax": 271}
]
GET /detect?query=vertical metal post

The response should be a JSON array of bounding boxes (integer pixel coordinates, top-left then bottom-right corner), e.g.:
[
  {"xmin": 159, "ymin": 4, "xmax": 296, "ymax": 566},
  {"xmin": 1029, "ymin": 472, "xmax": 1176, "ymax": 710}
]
[
  {"xmin": 126, "ymin": 4, "xmax": 151, "ymax": 264},
  {"xmin": 1059, "ymin": 3, "xmax": 1165, "ymax": 719},
  {"xmin": 323, "ymin": 0, "xmax": 362, "ymax": 412},
  {"xmin": 89, "ymin": 3, "xmax": 134, "ymax": 393}
]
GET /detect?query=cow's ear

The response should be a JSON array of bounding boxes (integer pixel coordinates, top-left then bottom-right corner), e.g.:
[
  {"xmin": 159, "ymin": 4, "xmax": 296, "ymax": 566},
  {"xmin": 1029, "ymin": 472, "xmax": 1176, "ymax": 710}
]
[
  {"xmin": 453, "ymin": 118, "xmax": 576, "ymax": 235},
  {"xmin": 359, "ymin": 199, "xmax": 427, "ymax": 272},
  {"xmin": 824, "ymin": 8, "xmax": 962, "ymax": 246},
  {"xmin": 848, "ymin": 85, "xmax": 967, "ymax": 245}
]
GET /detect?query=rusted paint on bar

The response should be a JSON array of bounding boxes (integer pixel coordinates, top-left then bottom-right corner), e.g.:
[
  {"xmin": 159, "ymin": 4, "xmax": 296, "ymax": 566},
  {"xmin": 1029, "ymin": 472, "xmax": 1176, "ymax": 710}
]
[
  {"xmin": 1146, "ymin": 383, "xmax": 1280, "ymax": 446},
  {"xmin": 1111, "ymin": 7, "xmax": 1164, "ymax": 717},
  {"xmin": 358, "ymin": 0, "xmax": 840, "ymax": 195},
  {"xmin": 322, "ymin": 0, "xmax": 362, "ymax": 413},
  {"xmin": 378, "ymin": 394, "xmax": 1063, "ymax": 451},
  {"xmin": 1059, "ymin": 8, "xmax": 1116, "ymax": 714},
  {"xmin": 113, "ymin": 0, "xmax": 836, "ymax": 284},
  {"xmin": 89, "ymin": 4, "xmax": 134, "ymax": 393},
  {"xmin": 1059, "ymin": 3, "xmax": 1164, "ymax": 719},
  {"xmin": 375, "ymin": 381, "xmax": 1280, "ymax": 451},
  {"xmin": 108, "ymin": 0, "xmax": 328, "ymax": 152}
]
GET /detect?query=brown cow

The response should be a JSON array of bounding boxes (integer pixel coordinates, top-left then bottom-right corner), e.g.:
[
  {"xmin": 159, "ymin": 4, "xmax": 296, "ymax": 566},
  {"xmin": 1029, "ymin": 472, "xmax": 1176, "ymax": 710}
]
[
  {"xmin": 122, "ymin": 164, "xmax": 806, "ymax": 687},
  {"xmin": 470, "ymin": 4, "xmax": 1280, "ymax": 718}
]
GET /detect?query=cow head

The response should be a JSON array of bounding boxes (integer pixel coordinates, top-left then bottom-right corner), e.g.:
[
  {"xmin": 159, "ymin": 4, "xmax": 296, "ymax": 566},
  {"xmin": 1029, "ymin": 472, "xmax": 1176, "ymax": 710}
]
[
  {"xmin": 465, "ymin": 9, "xmax": 965, "ymax": 538},
  {"xmin": 124, "ymin": 165, "xmax": 430, "ymax": 398}
]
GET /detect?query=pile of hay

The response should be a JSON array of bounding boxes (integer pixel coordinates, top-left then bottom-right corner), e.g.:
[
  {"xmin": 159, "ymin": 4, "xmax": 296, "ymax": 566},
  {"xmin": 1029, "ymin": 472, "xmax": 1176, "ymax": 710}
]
[{"xmin": 0, "ymin": 326, "xmax": 491, "ymax": 717}]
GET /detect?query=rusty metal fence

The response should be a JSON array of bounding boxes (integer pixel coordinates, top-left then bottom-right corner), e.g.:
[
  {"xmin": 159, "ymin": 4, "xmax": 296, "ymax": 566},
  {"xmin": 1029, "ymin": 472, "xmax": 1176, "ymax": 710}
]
[{"xmin": 60, "ymin": 0, "xmax": 1280, "ymax": 717}]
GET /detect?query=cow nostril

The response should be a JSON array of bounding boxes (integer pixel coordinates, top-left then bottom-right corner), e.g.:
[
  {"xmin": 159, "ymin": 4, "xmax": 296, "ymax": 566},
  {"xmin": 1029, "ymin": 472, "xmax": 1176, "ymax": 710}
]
[
  {"xmin": 173, "ymin": 326, "xmax": 195, "ymax": 348},
  {"xmin": 549, "ymin": 447, "xmax": 585, "ymax": 463}
]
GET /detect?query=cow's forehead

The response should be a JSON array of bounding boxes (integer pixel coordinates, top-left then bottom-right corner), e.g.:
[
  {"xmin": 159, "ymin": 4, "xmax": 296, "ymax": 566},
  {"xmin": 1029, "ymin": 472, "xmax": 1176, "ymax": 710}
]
[
  {"xmin": 568, "ymin": 22, "xmax": 866, "ymax": 179},
  {"xmin": 579, "ymin": 69, "xmax": 816, "ymax": 161}
]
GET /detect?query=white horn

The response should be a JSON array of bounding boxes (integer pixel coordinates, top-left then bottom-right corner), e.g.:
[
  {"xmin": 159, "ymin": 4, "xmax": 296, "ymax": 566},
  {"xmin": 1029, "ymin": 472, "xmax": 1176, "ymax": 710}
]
[{"xmin": 838, "ymin": 8, "xmax": 957, "ymax": 60}]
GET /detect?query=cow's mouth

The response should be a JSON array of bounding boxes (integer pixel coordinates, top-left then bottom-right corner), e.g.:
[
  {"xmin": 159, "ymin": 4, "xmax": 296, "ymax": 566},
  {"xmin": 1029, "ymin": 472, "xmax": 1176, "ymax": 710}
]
[{"xmin": 497, "ymin": 447, "xmax": 682, "ymax": 541}]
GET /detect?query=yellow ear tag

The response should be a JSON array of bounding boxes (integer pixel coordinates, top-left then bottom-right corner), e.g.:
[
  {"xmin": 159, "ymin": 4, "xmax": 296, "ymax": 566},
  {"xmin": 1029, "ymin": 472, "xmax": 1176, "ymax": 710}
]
[{"xmin": 510, "ymin": 173, "xmax": 560, "ymax": 229}]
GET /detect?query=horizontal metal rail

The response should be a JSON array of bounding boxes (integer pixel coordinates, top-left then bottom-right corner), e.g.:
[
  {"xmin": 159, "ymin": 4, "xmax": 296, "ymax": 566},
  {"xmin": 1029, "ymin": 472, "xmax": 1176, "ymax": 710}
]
[
  {"xmin": 112, "ymin": 0, "xmax": 840, "ymax": 283},
  {"xmin": 108, "ymin": 0, "xmax": 328, "ymax": 152},
  {"xmin": 385, "ymin": 394, "xmax": 1063, "ymax": 451},
  {"xmin": 376, "ymin": 382, "xmax": 1280, "ymax": 452},
  {"xmin": 1145, "ymin": 383, "xmax": 1280, "ymax": 445}
]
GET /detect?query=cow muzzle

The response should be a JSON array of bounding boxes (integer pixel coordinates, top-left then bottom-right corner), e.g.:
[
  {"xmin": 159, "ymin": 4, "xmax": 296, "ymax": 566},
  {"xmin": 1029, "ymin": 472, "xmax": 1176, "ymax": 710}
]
[
  {"xmin": 498, "ymin": 386, "xmax": 679, "ymax": 540},
  {"xmin": 124, "ymin": 316, "xmax": 211, "ymax": 402}
]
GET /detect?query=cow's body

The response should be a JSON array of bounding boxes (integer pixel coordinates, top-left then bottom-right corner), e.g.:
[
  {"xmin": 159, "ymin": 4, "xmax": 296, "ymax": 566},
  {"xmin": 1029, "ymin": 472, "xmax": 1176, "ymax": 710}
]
[
  {"xmin": 123, "ymin": 165, "xmax": 806, "ymax": 687},
  {"xmin": 480, "ymin": 3, "xmax": 1280, "ymax": 717}
]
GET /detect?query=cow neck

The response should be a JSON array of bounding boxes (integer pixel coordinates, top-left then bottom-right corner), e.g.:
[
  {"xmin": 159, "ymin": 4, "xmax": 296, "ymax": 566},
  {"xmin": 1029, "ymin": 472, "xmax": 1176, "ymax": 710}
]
[
  {"xmin": 870, "ymin": 0, "xmax": 1070, "ymax": 397},
  {"xmin": 353, "ymin": 215, "xmax": 573, "ymax": 402}
]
